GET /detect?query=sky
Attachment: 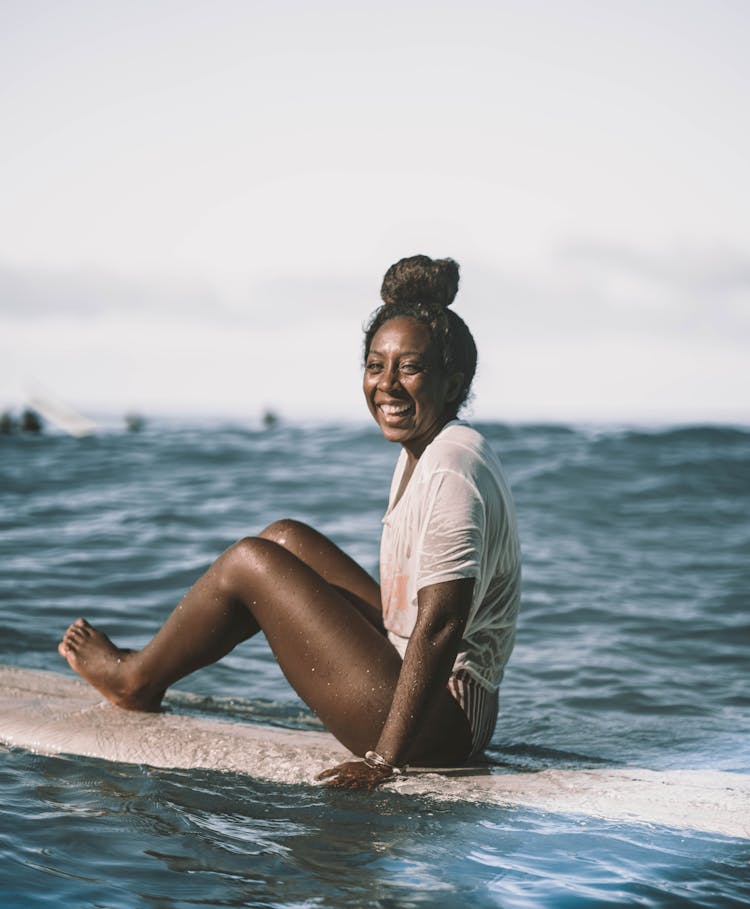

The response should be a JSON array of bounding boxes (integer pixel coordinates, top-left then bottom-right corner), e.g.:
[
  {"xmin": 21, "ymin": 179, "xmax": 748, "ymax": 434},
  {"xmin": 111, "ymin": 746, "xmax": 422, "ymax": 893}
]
[{"xmin": 1, "ymin": 0, "xmax": 748, "ymax": 424}]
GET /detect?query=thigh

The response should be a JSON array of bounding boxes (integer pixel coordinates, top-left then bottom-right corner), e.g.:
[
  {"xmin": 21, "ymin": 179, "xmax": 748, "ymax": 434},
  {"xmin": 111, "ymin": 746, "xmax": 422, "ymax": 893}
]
[{"xmin": 259, "ymin": 519, "xmax": 382, "ymax": 628}]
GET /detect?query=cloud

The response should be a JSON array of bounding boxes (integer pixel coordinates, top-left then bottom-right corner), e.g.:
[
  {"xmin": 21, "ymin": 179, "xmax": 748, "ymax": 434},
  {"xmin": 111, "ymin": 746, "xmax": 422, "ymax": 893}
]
[
  {"xmin": 243, "ymin": 272, "xmax": 377, "ymax": 328},
  {"xmin": 460, "ymin": 241, "xmax": 750, "ymax": 349},
  {"xmin": 558, "ymin": 241, "xmax": 750, "ymax": 341},
  {"xmin": 0, "ymin": 261, "xmax": 227, "ymax": 322},
  {"xmin": 0, "ymin": 261, "xmax": 380, "ymax": 331},
  {"xmin": 449, "ymin": 240, "xmax": 750, "ymax": 423}
]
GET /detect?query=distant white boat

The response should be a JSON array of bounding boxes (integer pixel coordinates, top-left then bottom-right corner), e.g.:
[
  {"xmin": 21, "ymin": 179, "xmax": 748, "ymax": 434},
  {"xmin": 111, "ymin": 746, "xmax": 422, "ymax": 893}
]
[{"xmin": 27, "ymin": 392, "xmax": 98, "ymax": 438}]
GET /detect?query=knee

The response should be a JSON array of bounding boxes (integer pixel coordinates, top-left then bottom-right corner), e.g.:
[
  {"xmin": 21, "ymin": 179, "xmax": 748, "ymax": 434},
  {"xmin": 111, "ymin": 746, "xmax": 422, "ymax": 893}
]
[
  {"xmin": 258, "ymin": 518, "xmax": 313, "ymax": 549},
  {"xmin": 221, "ymin": 536, "xmax": 279, "ymax": 593}
]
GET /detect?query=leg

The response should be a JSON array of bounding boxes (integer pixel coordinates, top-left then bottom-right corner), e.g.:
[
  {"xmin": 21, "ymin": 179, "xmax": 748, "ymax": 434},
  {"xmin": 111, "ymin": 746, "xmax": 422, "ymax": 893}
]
[
  {"xmin": 259, "ymin": 519, "xmax": 382, "ymax": 627},
  {"xmin": 218, "ymin": 538, "xmax": 470, "ymax": 761},
  {"xmin": 59, "ymin": 536, "xmax": 471, "ymax": 762}
]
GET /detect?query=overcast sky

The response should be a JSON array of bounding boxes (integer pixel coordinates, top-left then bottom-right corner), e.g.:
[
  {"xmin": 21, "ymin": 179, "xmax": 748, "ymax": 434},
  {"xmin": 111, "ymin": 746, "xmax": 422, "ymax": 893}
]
[{"xmin": 1, "ymin": 0, "xmax": 748, "ymax": 424}]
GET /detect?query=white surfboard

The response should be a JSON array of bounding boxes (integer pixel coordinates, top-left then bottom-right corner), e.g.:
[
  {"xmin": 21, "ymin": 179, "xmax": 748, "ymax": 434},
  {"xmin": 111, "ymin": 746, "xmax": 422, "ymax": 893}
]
[
  {"xmin": 1, "ymin": 666, "xmax": 747, "ymax": 839},
  {"xmin": 27, "ymin": 391, "xmax": 98, "ymax": 437}
]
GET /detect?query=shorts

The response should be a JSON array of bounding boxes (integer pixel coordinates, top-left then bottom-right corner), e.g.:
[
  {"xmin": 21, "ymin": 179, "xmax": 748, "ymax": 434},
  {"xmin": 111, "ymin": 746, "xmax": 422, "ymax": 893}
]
[{"xmin": 447, "ymin": 668, "xmax": 499, "ymax": 758}]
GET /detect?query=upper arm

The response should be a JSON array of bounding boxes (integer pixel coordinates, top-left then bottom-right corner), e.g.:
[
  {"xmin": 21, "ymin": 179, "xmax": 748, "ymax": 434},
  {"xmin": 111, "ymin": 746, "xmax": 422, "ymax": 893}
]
[
  {"xmin": 414, "ymin": 577, "xmax": 475, "ymax": 642},
  {"xmin": 417, "ymin": 470, "xmax": 485, "ymax": 590}
]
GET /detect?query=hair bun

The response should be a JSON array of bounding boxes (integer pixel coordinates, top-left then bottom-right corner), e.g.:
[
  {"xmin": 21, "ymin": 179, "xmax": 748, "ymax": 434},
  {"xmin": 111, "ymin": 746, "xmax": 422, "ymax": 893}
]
[{"xmin": 380, "ymin": 255, "xmax": 460, "ymax": 308}]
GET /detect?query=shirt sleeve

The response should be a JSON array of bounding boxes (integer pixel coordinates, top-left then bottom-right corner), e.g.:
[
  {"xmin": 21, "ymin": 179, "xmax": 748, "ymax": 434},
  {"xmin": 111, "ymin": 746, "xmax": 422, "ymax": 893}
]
[{"xmin": 415, "ymin": 468, "xmax": 486, "ymax": 591}]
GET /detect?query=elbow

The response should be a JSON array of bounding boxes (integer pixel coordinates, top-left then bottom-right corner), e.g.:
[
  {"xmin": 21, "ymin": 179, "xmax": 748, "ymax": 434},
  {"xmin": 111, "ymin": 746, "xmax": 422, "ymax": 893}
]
[
  {"xmin": 415, "ymin": 578, "xmax": 474, "ymax": 651},
  {"xmin": 421, "ymin": 613, "xmax": 466, "ymax": 650}
]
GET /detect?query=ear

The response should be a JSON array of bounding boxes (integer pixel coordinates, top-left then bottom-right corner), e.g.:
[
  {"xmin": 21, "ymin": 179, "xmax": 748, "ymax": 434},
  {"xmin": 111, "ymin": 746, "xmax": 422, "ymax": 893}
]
[{"xmin": 445, "ymin": 372, "xmax": 464, "ymax": 403}]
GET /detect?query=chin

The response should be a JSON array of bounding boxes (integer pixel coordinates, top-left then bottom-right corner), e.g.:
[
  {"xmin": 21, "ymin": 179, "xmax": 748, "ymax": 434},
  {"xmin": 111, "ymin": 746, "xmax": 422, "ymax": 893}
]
[
  {"xmin": 376, "ymin": 421, "xmax": 410, "ymax": 443},
  {"xmin": 378, "ymin": 426, "xmax": 404, "ymax": 443}
]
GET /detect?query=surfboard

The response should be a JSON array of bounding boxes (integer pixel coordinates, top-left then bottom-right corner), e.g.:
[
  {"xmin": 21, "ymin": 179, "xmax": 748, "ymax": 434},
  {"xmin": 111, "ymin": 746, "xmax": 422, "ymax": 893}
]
[
  {"xmin": 1, "ymin": 665, "xmax": 747, "ymax": 839},
  {"xmin": 26, "ymin": 391, "xmax": 97, "ymax": 437}
]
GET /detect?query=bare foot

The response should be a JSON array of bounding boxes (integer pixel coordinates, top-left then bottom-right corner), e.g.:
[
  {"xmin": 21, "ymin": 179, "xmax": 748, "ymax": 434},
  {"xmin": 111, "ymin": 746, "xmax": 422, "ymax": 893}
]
[{"xmin": 58, "ymin": 618, "xmax": 164, "ymax": 711}]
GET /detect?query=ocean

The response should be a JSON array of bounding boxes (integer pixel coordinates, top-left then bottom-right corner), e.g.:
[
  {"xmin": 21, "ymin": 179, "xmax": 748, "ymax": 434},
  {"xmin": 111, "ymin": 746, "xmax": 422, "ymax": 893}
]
[{"xmin": 1, "ymin": 419, "xmax": 748, "ymax": 907}]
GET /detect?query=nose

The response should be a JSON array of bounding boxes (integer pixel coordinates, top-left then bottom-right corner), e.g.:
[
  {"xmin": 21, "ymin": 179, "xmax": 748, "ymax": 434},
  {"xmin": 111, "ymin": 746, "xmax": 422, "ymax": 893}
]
[{"xmin": 377, "ymin": 363, "xmax": 401, "ymax": 393}]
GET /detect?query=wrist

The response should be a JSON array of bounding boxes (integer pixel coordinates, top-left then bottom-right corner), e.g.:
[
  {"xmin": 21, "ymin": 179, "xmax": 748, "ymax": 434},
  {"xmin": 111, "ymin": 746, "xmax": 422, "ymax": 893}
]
[{"xmin": 364, "ymin": 750, "xmax": 407, "ymax": 775}]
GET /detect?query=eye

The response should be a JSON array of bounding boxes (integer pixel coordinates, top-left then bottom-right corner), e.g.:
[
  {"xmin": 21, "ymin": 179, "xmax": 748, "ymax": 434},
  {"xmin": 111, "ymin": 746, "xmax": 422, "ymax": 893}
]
[
  {"xmin": 399, "ymin": 362, "xmax": 423, "ymax": 375},
  {"xmin": 365, "ymin": 360, "xmax": 383, "ymax": 373}
]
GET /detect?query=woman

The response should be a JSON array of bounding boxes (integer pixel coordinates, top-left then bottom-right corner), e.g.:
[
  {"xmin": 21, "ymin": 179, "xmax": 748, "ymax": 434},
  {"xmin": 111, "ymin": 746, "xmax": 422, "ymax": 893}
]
[{"xmin": 58, "ymin": 256, "xmax": 521, "ymax": 790}]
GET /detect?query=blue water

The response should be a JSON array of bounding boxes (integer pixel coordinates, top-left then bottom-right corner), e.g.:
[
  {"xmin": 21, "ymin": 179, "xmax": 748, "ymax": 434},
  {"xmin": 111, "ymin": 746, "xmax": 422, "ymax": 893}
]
[{"xmin": 1, "ymin": 420, "xmax": 749, "ymax": 907}]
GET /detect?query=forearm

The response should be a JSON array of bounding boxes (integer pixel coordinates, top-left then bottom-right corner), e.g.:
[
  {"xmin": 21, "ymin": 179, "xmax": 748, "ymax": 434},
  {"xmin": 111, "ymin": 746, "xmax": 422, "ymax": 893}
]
[
  {"xmin": 316, "ymin": 623, "xmax": 463, "ymax": 790},
  {"xmin": 374, "ymin": 579, "xmax": 473, "ymax": 766},
  {"xmin": 374, "ymin": 629, "xmax": 460, "ymax": 766}
]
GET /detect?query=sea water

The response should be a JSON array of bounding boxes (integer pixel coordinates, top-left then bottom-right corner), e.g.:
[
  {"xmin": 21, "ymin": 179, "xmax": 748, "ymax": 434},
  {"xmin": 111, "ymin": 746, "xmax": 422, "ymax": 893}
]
[{"xmin": 1, "ymin": 420, "xmax": 748, "ymax": 908}]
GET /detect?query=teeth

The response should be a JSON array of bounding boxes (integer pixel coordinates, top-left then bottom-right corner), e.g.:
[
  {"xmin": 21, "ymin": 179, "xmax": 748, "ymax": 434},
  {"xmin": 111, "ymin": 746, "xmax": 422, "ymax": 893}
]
[{"xmin": 380, "ymin": 403, "xmax": 410, "ymax": 416}]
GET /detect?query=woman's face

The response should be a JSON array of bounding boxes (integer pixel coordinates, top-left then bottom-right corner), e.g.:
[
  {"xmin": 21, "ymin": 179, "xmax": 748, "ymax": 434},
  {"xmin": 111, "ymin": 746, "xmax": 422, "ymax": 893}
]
[{"xmin": 363, "ymin": 316, "xmax": 461, "ymax": 459}]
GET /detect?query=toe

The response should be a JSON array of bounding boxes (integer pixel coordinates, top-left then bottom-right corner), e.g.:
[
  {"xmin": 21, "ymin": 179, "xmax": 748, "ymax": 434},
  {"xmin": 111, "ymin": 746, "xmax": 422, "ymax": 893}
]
[{"xmin": 64, "ymin": 628, "xmax": 81, "ymax": 646}]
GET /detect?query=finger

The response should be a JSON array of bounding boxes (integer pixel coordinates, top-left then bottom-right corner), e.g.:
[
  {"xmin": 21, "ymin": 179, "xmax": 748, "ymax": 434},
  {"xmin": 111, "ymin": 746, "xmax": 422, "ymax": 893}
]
[
  {"xmin": 320, "ymin": 773, "xmax": 354, "ymax": 790},
  {"xmin": 322, "ymin": 770, "xmax": 383, "ymax": 791},
  {"xmin": 321, "ymin": 777, "xmax": 344, "ymax": 790}
]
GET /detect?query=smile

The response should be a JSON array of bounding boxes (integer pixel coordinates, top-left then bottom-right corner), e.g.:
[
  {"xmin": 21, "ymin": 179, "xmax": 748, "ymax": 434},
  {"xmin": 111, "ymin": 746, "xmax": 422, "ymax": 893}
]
[{"xmin": 378, "ymin": 402, "xmax": 412, "ymax": 417}]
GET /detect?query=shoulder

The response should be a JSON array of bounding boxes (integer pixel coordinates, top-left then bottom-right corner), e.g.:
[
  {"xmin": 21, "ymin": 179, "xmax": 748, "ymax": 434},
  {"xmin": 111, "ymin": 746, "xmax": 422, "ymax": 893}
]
[
  {"xmin": 422, "ymin": 421, "xmax": 498, "ymax": 474},
  {"xmin": 422, "ymin": 422, "xmax": 516, "ymax": 519}
]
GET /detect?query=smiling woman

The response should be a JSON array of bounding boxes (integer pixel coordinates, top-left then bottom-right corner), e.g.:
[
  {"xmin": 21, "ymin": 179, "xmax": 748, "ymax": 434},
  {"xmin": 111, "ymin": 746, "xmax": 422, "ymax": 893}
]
[
  {"xmin": 363, "ymin": 276, "xmax": 477, "ymax": 449},
  {"xmin": 58, "ymin": 256, "xmax": 521, "ymax": 790}
]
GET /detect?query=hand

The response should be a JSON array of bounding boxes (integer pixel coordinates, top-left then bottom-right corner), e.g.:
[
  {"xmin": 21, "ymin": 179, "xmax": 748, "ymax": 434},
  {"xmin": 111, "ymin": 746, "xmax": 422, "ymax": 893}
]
[{"xmin": 315, "ymin": 759, "xmax": 395, "ymax": 791}]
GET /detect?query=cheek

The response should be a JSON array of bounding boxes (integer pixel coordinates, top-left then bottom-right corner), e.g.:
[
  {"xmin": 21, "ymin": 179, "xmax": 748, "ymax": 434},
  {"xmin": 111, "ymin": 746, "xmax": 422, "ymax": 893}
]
[
  {"xmin": 417, "ymin": 379, "xmax": 445, "ymax": 413},
  {"xmin": 362, "ymin": 375, "xmax": 377, "ymax": 409}
]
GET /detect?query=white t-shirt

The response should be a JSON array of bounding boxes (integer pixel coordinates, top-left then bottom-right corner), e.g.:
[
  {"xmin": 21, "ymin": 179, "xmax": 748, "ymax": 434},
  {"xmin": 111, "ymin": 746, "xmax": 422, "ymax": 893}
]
[{"xmin": 380, "ymin": 421, "xmax": 521, "ymax": 691}]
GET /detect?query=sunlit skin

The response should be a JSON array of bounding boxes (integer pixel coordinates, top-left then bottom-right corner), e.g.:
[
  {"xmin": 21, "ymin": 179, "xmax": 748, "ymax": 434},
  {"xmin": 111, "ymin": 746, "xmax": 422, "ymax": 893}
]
[{"xmin": 58, "ymin": 314, "xmax": 474, "ymax": 790}]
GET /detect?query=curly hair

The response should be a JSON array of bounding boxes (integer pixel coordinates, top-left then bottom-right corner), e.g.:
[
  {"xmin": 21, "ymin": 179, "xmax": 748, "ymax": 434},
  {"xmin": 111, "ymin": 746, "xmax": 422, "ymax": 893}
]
[
  {"xmin": 363, "ymin": 298, "xmax": 478, "ymax": 417},
  {"xmin": 380, "ymin": 255, "xmax": 460, "ymax": 308}
]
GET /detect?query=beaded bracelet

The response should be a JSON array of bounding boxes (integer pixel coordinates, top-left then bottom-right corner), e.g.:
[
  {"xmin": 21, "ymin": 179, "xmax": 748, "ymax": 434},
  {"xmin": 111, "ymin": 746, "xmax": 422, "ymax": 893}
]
[{"xmin": 364, "ymin": 750, "xmax": 406, "ymax": 775}]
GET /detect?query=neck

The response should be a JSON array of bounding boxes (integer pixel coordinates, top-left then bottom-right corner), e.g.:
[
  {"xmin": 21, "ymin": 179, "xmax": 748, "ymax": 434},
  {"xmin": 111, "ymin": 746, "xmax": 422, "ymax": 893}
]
[{"xmin": 401, "ymin": 415, "xmax": 454, "ymax": 464}]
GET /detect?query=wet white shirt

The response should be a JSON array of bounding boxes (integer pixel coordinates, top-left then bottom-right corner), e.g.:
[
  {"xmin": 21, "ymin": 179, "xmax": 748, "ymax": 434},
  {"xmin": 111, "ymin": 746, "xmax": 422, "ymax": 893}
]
[{"xmin": 380, "ymin": 421, "xmax": 521, "ymax": 691}]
